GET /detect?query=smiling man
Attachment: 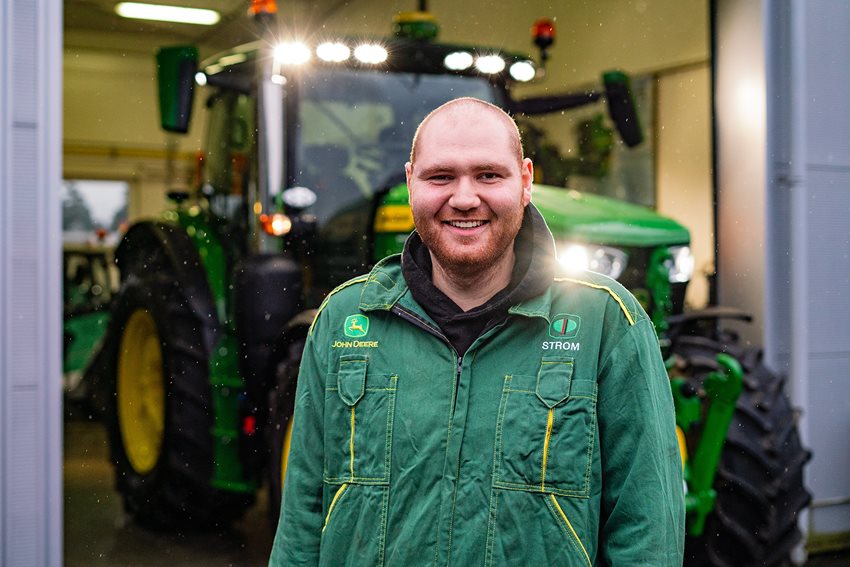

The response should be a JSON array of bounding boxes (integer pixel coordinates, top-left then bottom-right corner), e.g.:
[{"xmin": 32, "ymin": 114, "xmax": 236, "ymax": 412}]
[{"xmin": 270, "ymin": 98, "xmax": 684, "ymax": 566}]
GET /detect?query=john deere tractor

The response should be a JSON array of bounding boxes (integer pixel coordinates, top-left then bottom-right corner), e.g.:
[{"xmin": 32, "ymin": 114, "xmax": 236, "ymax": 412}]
[{"xmin": 90, "ymin": 4, "xmax": 809, "ymax": 564}]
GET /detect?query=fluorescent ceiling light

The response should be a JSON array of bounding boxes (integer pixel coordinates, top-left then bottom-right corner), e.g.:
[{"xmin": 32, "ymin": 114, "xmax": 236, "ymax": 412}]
[{"xmin": 115, "ymin": 2, "xmax": 221, "ymax": 26}]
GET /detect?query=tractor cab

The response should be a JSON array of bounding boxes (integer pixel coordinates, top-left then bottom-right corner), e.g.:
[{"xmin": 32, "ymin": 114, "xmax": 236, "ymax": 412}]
[{"xmin": 189, "ymin": 29, "xmax": 535, "ymax": 299}]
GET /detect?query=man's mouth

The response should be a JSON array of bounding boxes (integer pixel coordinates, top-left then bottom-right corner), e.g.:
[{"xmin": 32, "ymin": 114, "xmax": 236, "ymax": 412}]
[{"xmin": 444, "ymin": 220, "xmax": 487, "ymax": 229}]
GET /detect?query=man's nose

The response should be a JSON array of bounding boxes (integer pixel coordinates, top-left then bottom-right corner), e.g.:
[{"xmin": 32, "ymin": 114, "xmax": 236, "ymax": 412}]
[{"xmin": 447, "ymin": 176, "xmax": 481, "ymax": 210}]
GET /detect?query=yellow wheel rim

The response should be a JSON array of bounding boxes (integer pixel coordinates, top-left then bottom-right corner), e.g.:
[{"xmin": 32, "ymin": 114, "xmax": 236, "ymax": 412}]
[
  {"xmin": 117, "ymin": 309, "xmax": 166, "ymax": 475},
  {"xmin": 280, "ymin": 416, "xmax": 294, "ymax": 495}
]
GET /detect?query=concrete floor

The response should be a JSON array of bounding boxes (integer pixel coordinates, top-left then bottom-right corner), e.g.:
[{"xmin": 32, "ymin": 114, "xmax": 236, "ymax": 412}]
[
  {"xmin": 64, "ymin": 417, "xmax": 850, "ymax": 566},
  {"xmin": 64, "ymin": 418, "xmax": 275, "ymax": 566}
]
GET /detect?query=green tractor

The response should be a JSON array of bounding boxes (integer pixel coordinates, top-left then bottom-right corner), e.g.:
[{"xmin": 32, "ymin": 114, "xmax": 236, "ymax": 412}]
[
  {"xmin": 63, "ymin": 241, "xmax": 116, "ymax": 409},
  {"xmin": 90, "ymin": 5, "xmax": 809, "ymax": 565}
]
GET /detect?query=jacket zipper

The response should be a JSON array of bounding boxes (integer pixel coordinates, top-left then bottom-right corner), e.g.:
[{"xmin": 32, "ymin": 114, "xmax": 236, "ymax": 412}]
[
  {"xmin": 391, "ymin": 304, "xmax": 463, "ymax": 566},
  {"xmin": 391, "ymin": 305, "xmax": 462, "ymax": 383}
]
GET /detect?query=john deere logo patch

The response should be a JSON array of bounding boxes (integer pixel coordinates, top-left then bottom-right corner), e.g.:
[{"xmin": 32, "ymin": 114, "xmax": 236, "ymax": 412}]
[
  {"xmin": 549, "ymin": 314, "xmax": 581, "ymax": 339},
  {"xmin": 344, "ymin": 314, "xmax": 369, "ymax": 338}
]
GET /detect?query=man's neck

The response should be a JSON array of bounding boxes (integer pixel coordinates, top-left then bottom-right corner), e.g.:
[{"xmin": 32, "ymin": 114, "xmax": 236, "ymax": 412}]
[{"xmin": 430, "ymin": 249, "xmax": 516, "ymax": 312}]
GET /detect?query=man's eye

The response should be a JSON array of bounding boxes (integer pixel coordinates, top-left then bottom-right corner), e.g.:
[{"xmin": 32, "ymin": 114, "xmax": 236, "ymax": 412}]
[
  {"xmin": 479, "ymin": 172, "xmax": 502, "ymax": 181},
  {"xmin": 428, "ymin": 175, "xmax": 452, "ymax": 182}
]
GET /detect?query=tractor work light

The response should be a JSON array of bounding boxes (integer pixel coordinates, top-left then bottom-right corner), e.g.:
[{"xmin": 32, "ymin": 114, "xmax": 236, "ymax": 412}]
[
  {"xmin": 667, "ymin": 245, "xmax": 695, "ymax": 283},
  {"xmin": 475, "ymin": 54, "xmax": 505, "ymax": 74},
  {"xmin": 509, "ymin": 60, "xmax": 536, "ymax": 82},
  {"xmin": 260, "ymin": 213, "xmax": 292, "ymax": 236},
  {"xmin": 444, "ymin": 51, "xmax": 474, "ymax": 71},
  {"xmin": 354, "ymin": 43, "xmax": 388, "ymax": 64},
  {"xmin": 556, "ymin": 243, "xmax": 628, "ymax": 280},
  {"xmin": 194, "ymin": 72, "xmax": 207, "ymax": 86},
  {"xmin": 317, "ymin": 42, "xmax": 351, "ymax": 62},
  {"xmin": 274, "ymin": 42, "xmax": 311, "ymax": 65},
  {"xmin": 115, "ymin": 2, "xmax": 220, "ymax": 25}
]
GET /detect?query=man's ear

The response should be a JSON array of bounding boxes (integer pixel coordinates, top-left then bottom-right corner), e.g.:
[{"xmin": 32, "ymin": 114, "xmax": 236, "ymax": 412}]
[
  {"xmin": 405, "ymin": 161, "xmax": 413, "ymax": 202},
  {"xmin": 520, "ymin": 157, "xmax": 533, "ymax": 206}
]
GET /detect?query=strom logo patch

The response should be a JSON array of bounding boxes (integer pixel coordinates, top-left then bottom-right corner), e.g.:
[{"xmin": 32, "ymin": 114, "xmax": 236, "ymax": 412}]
[
  {"xmin": 344, "ymin": 314, "xmax": 369, "ymax": 338},
  {"xmin": 549, "ymin": 314, "xmax": 581, "ymax": 339}
]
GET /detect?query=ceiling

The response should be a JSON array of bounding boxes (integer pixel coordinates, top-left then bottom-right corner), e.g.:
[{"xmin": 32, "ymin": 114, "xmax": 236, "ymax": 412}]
[{"xmin": 64, "ymin": 0, "xmax": 261, "ymax": 50}]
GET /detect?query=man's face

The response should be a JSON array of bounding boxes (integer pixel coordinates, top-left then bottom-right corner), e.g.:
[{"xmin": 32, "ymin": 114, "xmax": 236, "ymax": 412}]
[{"xmin": 405, "ymin": 109, "xmax": 533, "ymax": 277}]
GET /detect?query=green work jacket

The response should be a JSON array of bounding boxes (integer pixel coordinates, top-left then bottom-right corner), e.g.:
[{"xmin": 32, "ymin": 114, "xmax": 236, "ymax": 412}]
[{"xmin": 270, "ymin": 255, "xmax": 684, "ymax": 566}]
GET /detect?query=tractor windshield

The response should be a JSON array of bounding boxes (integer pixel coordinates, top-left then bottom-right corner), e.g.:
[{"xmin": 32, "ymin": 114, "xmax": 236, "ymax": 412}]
[{"xmin": 293, "ymin": 68, "xmax": 499, "ymax": 225}]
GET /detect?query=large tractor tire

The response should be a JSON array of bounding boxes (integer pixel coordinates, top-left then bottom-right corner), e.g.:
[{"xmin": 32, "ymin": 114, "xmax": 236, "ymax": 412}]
[
  {"xmin": 267, "ymin": 336, "xmax": 303, "ymax": 527},
  {"xmin": 103, "ymin": 272, "xmax": 251, "ymax": 530},
  {"xmin": 675, "ymin": 337, "xmax": 812, "ymax": 567}
]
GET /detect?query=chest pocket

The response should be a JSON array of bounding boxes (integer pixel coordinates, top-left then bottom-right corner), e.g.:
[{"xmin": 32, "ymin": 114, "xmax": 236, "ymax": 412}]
[
  {"xmin": 324, "ymin": 354, "xmax": 398, "ymax": 485},
  {"xmin": 493, "ymin": 355, "xmax": 597, "ymax": 498}
]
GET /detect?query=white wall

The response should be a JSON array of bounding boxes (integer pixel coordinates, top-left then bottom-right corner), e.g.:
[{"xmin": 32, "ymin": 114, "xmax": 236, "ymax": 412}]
[
  {"xmin": 64, "ymin": 29, "xmax": 208, "ymax": 220},
  {"xmin": 657, "ymin": 64, "xmax": 713, "ymax": 308},
  {"xmin": 1, "ymin": 0, "xmax": 63, "ymax": 565},
  {"xmin": 765, "ymin": 0, "xmax": 850, "ymax": 545},
  {"xmin": 715, "ymin": 0, "xmax": 767, "ymax": 346}
]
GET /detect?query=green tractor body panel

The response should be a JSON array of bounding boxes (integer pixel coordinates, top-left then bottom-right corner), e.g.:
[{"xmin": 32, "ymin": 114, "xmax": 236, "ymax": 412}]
[
  {"xmin": 64, "ymin": 311, "xmax": 110, "ymax": 374},
  {"xmin": 373, "ymin": 181, "xmax": 690, "ymax": 257},
  {"xmin": 531, "ymin": 184, "xmax": 690, "ymax": 247}
]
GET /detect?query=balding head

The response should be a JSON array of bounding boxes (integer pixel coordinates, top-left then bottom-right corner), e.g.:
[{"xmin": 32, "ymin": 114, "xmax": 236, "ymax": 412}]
[{"xmin": 409, "ymin": 98, "xmax": 523, "ymax": 168}]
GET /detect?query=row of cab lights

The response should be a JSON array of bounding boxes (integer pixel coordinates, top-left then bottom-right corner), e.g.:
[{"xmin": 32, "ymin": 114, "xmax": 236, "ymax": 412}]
[
  {"xmin": 197, "ymin": 41, "xmax": 536, "ymax": 85},
  {"xmin": 271, "ymin": 41, "xmax": 537, "ymax": 82}
]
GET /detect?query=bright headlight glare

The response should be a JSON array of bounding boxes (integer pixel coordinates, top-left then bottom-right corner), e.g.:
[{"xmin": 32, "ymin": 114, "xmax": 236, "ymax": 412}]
[
  {"xmin": 317, "ymin": 42, "xmax": 350, "ymax": 62},
  {"xmin": 354, "ymin": 43, "xmax": 388, "ymax": 64},
  {"xmin": 475, "ymin": 54, "xmax": 506, "ymax": 74},
  {"xmin": 509, "ymin": 60, "xmax": 536, "ymax": 82},
  {"xmin": 194, "ymin": 72, "xmax": 207, "ymax": 86},
  {"xmin": 558, "ymin": 244, "xmax": 590, "ymax": 273},
  {"xmin": 556, "ymin": 243, "xmax": 628, "ymax": 280},
  {"xmin": 274, "ymin": 42, "xmax": 311, "ymax": 65},
  {"xmin": 444, "ymin": 51, "xmax": 473, "ymax": 71},
  {"xmin": 667, "ymin": 245, "xmax": 695, "ymax": 283}
]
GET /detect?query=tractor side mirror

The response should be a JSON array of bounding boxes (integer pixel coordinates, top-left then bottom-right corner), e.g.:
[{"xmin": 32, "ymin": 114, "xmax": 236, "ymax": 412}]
[
  {"xmin": 156, "ymin": 46, "xmax": 199, "ymax": 134},
  {"xmin": 511, "ymin": 69, "xmax": 644, "ymax": 148},
  {"xmin": 602, "ymin": 70, "xmax": 643, "ymax": 147}
]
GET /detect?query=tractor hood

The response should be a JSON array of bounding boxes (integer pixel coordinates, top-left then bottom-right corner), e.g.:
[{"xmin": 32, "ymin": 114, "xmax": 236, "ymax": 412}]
[{"xmin": 532, "ymin": 184, "xmax": 690, "ymax": 247}]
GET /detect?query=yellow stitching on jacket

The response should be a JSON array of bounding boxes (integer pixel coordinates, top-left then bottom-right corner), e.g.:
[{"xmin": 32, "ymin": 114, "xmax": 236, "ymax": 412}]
[
  {"xmin": 555, "ymin": 277, "xmax": 636, "ymax": 325},
  {"xmin": 550, "ymin": 494, "xmax": 592, "ymax": 566},
  {"xmin": 309, "ymin": 275, "xmax": 369, "ymax": 336},
  {"xmin": 541, "ymin": 407, "xmax": 555, "ymax": 491},
  {"xmin": 322, "ymin": 483, "xmax": 349, "ymax": 532},
  {"xmin": 349, "ymin": 406, "xmax": 356, "ymax": 478}
]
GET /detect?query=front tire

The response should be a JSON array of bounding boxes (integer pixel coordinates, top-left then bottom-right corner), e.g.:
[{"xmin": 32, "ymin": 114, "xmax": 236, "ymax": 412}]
[{"xmin": 676, "ymin": 338, "xmax": 812, "ymax": 566}]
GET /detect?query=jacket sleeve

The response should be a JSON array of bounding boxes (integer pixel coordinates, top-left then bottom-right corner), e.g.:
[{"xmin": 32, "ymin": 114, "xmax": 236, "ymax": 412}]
[
  {"xmin": 596, "ymin": 318, "xmax": 685, "ymax": 566},
  {"xmin": 269, "ymin": 321, "xmax": 327, "ymax": 566}
]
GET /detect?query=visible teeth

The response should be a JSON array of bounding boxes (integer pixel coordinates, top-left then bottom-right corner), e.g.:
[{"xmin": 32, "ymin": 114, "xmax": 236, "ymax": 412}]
[{"xmin": 449, "ymin": 220, "xmax": 484, "ymax": 228}]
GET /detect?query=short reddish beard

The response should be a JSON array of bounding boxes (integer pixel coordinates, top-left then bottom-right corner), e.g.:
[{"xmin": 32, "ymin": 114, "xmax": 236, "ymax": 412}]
[{"xmin": 413, "ymin": 205, "xmax": 525, "ymax": 279}]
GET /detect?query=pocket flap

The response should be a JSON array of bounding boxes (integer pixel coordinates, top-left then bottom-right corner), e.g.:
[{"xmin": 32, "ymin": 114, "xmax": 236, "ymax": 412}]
[
  {"xmin": 338, "ymin": 355, "xmax": 367, "ymax": 406},
  {"xmin": 536, "ymin": 356, "xmax": 574, "ymax": 408}
]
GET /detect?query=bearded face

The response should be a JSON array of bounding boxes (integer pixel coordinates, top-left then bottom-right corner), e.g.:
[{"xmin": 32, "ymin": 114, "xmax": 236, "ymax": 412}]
[{"xmin": 406, "ymin": 108, "xmax": 532, "ymax": 278}]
